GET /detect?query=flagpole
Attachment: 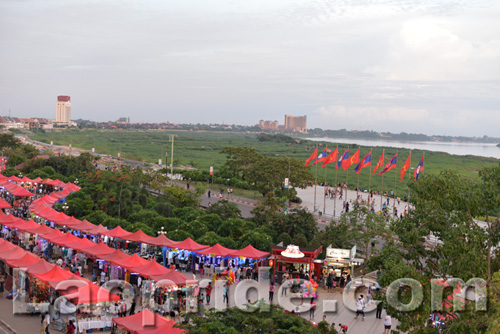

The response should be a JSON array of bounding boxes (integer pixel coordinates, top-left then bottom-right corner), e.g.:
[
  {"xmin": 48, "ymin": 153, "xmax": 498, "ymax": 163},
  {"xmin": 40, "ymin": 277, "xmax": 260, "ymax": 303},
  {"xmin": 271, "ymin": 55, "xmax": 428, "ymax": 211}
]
[
  {"xmin": 379, "ymin": 149, "xmax": 384, "ymax": 213},
  {"xmin": 333, "ymin": 146, "xmax": 338, "ymax": 218},
  {"xmin": 407, "ymin": 151, "xmax": 412, "ymax": 211},
  {"xmin": 323, "ymin": 148, "xmax": 328, "ymax": 216},
  {"xmin": 393, "ymin": 150, "xmax": 398, "ymax": 213},
  {"xmin": 369, "ymin": 148, "xmax": 373, "ymax": 209},
  {"xmin": 314, "ymin": 158, "xmax": 318, "ymax": 213},
  {"xmin": 345, "ymin": 146, "xmax": 349, "ymax": 206}
]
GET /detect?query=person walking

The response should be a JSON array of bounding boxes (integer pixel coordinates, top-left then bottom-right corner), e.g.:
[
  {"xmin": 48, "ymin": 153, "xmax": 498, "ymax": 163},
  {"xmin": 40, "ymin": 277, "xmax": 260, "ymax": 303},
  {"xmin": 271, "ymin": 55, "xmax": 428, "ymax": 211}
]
[
  {"xmin": 223, "ymin": 283, "xmax": 229, "ymax": 305},
  {"xmin": 309, "ymin": 298, "xmax": 316, "ymax": 320},
  {"xmin": 269, "ymin": 282, "xmax": 275, "ymax": 303},
  {"xmin": 66, "ymin": 320, "xmax": 76, "ymax": 334},
  {"xmin": 327, "ymin": 273, "xmax": 333, "ymax": 292},
  {"xmin": 376, "ymin": 299, "xmax": 384, "ymax": 319},
  {"xmin": 384, "ymin": 314, "xmax": 392, "ymax": 333},
  {"xmin": 355, "ymin": 295, "xmax": 365, "ymax": 320},
  {"xmin": 206, "ymin": 282, "xmax": 212, "ymax": 304}
]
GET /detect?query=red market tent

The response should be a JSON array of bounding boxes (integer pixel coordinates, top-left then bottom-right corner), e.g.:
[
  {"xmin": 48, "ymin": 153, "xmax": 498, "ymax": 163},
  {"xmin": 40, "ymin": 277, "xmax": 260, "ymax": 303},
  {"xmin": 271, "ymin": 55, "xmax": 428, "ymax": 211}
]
[
  {"xmin": 147, "ymin": 234, "xmax": 178, "ymax": 248},
  {"xmin": 57, "ymin": 216, "xmax": 83, "ymax": 228},
  {"xmin": 111, "ymin": 253, "xmax": 150, "ymax": 269},
  {"xmin": 6, "ymin": 253, "xmax": 41, "ymax": 269},
  {"xmin": 71, "ymin": 219, "xmax": 97, "ymax": 233},
  {"xmin": 86, "ymin": 224, "xmax": 109, "ymax": 235},
  {"xmin": 84, "ymin": 242, "xmax": 115, "ymax": 258},
  {"xmin": 8, "ymin": 175, "xmax": 21, "ymax": 182},
  {"xmin": 33, "ymin": 266, "xmax": 75, "ymax": 284},
  {"xmin": 132, "ymin": 261, "xmax": 170, "ymax": 278},
  {"xmin": 64, "ymin": 183, "xmax": 81, "ymax": 192},
  {"xmin": 172, "ymin": 238, "xmax": 209, "ymax": 252},
  {"xmin": 32, "ymin": 177, "xmax": 43, "ymax": 183},
  {"xmin": 39, "ymin": 229, "xmax": 65, "ymax": 241},
  {"xmin": 25, "ymin": 260, "xmax": 55, "ymax": 275},
  {"xmin": 65, "ymin": 237, "xmax": 96, "ymax": 252},
  {"xmin": 230, "ymin": 245, "xmax": 269, "ymax": 260},
  {"xmin": 113, "ymin": 308, "xmax": 171, "ymax": 334},
  {"xmin": 127, "ymin": 230, "xmax": 156, "ymax": 243},
  {"xmin": 0, "ymin": 198, "xmax": 12, "ymax": 209},
  {"xmin": 0, "ymin": 247, "xmax": 27, "ymax": 261},
  {"xmin": 20, "ymin": 176, "xmax": 33, "ymax": 183},
  {"xmin": 0, "ymin": 240, "xmax": 17, "ymax": 253},
  {"xmin": 97, "ymin": 249, "xmax": 130, "ymax": 263},
  {"xmin": 50, "ymin": 190, "xmax": 71, "ymax": 199},
  {"xmin": 13, "ymin": 220, "xmax": 42, "ymax": 232},
  {"xmin": 0, "ymin": 214, "xmax": 23, "ymax": 225},
  {"xmin": 150, "ymin": 270, "xmax": 197, "ymax": 286},
  {"xmin": 48, "ymin": 232, "xmax": 81, "ymax": 246},
  {"xmin": 48, "ymin": 275, "xmax": 89, "ymax": 289},
  {"xmin": 59, "ymin": 281, "xmax": 121, "ymax": 304},
  {"xmin": 45, "ymin": 211, "xmax": 70, "ymax": 223},
  {"xmin": 0, "ymin": 181, "xmax": 34, "ymax": 197},
  {"xmin": 22, "ymin": 224, "xmax": 54, "ymax": 236},
  {"xmin": 197, "ymin": 243, "xmax": 237, "ymax": 258},
  {"xmin": 100, "ymin": 226, "xmax": 131, "ymax": 239},
  {"xmin": 42, "ymin": 178, "xmax": 54, "ymax": 184},
  {"xmin": 135, "ymin": 321, "xmax": 185, "ymax": 334}
]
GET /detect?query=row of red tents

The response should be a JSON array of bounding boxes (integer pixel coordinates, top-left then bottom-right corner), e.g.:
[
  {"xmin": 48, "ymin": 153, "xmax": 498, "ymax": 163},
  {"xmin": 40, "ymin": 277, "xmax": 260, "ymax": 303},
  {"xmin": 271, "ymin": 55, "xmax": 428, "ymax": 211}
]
[
  {"xmin": 27, "ymin": 192, "xmax": 269, "ymax": 259},
  {"xmin": 0, "ymin": 174, "xmax": 81, "ymax": 191}
]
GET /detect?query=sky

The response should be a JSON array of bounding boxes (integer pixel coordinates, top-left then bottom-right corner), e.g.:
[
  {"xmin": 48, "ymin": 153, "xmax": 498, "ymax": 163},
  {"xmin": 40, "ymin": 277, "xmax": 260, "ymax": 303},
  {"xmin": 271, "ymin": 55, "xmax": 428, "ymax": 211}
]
[{"xmin": 0, "ymin": 0, "xmax": 499, "ymax": 137}]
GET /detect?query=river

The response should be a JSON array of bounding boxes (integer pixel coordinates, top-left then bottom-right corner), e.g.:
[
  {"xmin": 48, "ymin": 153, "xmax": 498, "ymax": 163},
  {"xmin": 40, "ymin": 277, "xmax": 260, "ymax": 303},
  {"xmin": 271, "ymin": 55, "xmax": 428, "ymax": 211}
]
[{"xmin": 307, "ymin": 137, "xmax": 500, "ymax": 159}]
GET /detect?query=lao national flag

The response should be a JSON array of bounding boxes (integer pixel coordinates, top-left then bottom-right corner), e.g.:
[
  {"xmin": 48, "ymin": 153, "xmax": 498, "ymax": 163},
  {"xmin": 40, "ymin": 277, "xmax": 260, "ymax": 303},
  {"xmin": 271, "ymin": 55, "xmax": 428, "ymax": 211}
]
[
  {"xmin": 414, "ymin": 155, "xmax": 424, "ymax": 181},
  {"xmin": 337, "ymin": 149, "xmax": 349, "ymax": 170},
  {"xmin": 355, "ymin": 151, "xmax": 371, "ymax": 174},
  {"xmin": 304, "ymin": 147, "xmax": 318, "ymax": 167},
  {"xmin": 312, "ymin": 149, "xmax": 328, "ymax": 166},
  {"xmin": 342, "ymin": 149, "xmax": 359, "ymax": 170},
  {"xmin": 378, "ymin": 153, "xmax": 397, "ymax": 175},
  {"xmin": 400, "ymin": 153, "xmax": 411, "ymax": 182},
  {"xmin": 321, "ymin": 148, "xmax": 338, "ymax": 168}
]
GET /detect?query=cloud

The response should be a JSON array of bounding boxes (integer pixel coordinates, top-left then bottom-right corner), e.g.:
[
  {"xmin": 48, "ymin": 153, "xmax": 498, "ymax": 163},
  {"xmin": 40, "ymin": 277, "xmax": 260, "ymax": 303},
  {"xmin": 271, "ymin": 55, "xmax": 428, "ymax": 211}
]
[{"xmin": 366, "ymin": 15, "xmax": 500, "ymax": 81}]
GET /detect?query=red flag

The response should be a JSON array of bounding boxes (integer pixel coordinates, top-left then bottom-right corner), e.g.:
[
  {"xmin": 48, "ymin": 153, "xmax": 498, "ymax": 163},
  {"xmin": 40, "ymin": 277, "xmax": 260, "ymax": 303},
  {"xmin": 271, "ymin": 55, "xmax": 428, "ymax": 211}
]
[
  {"xmin": 400, "ymin": 153, "xmax": 411, "ymax": 182},
  {"xmin": 372, "ymin": 150, "xmax": 384, "ymax": 175},
  {"xmin": 304, "ymin": 147, "xmax": 318, "ymax": 167},
  {"xmin": 321, "ymin": 148, "xmax": 338, "ymax": 168},
  {"xmin": 312, "ymin": 149, "xmax": 328, "ymax": 166},
  {"xmin": 342, "ymin": 149, "xmax": 359, "ymax": 170}
]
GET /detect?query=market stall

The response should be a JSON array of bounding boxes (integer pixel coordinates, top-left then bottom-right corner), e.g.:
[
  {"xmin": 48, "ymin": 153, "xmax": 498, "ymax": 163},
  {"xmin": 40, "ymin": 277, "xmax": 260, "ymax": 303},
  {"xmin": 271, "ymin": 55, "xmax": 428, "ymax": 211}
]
[
  {"xmin": 112, "ymin": 308, "xmax": 172, "ymax": 334},
  {"xmin": 271, "ymin": 244, "xmax": 323, "ymax": 284}
]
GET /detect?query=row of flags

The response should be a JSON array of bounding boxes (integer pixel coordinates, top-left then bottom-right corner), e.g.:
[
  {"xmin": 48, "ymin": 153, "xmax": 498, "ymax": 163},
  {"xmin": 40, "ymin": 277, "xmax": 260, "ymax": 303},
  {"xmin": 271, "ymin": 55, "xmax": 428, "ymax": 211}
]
[{"xmin": 305, "ymin": 148, "xmax": 424, "ymax": 181}]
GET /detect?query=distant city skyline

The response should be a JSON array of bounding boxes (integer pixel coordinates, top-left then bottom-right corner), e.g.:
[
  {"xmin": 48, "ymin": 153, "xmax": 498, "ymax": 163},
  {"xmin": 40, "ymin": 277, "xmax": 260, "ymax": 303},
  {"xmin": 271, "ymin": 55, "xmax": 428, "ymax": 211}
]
[{"xmin": 0, "ymin": 0, "xmax": 499, "ymax": 137}]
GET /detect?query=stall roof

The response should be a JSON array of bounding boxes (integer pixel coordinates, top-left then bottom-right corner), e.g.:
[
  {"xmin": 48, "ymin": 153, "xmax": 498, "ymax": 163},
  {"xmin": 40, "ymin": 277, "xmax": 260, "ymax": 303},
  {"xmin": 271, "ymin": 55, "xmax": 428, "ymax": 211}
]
[
  {"xmin": 270, "ymin": 244, "xmax": 323, "ymax": 264},
  {"xmin": 135, "ymin": 321, "xmax": 185, "ymax": 334},
  {"xmin": 0, "ymin": 240, "xmax": 17, "ymax": 253},
  {"xmin": 172, "ymin": 237, "xmax": 209, "ymax": 252},
  {"xmin": 0, "ymin": 247, "xmax": 27, "ymax": 261},
  {"xmin": 48, "ymin": 275, "xmax": 89, "ymax": 289},
  {"xmin": 25, "ymin": 260, "xmax": 55, "ymax": 274},
  {"xmin": 65, "ymin": 237, "xmax": 96, "ymax": 252},
  {"xmin": 150, "ymin": 270, "xmax": 197, "ymax": 287},
  {"xmin": 71, "ymin": 219, "xmax": 97, "ymax": 233},
  {"xmin": 147, "ymin": 234, "xmax": 178, "ymax": 248},
  {"xmin": 127, "ymin": 230, "xmax": 156, "ymax": 243},
  {"xmin": 100, "ymin": 226, "xmax": 131, "ymax": 239},
  {"xmin": 110, "ymin": 253, "xmax": 150, "ymax": 269},
  {"xmin": 0, "ymin": 211, "xmax": 22, "ymax": 224},
  {"xmin": 5, "ymin": 253, "xmax": 41, "ymax": 269},
  {"xmin": 0, "ymin": 198, "xmax": 12, "ymax": 209},
  {"xmin": 86, "ymin": 224, "xmax": 109, "ymax": 235},
  {"xmin": 230, "ymin": 245, "xmax": 269, "ymax": 260},
  {"xmin": 50, "ymin": 189, "xmax": 71, "ymax": 199},
  {"xmin": 113, "ymin": 308, "xmax": 171, "ymax": 333},
  {"xmin": 133, "ymin": 261, "xmax": 170, "ymax": 278},
  {"xmin": 20, "ymin": 223, "xmax": 53, "ymax": 236},
  {"xmin": 64, "ymin": 183, "xmax": 81, "ymax": 192},
  {"xmin": 84, "ymin": 242, "xmax": 115, "ymax": 258},
  {"xmin": 197, "ymin": 243, "xmax": 237, "ymax": 258},
  {"xmin": 33, "ymin": 266, "xmax": 76, "ymax": 283},
  {"xmin": 59, "ymin": 282, "xmax": 120, "ymax": 304},
  {"xmin": 98, "ymin": 249, "xmax": 130, "ymax": 263}
]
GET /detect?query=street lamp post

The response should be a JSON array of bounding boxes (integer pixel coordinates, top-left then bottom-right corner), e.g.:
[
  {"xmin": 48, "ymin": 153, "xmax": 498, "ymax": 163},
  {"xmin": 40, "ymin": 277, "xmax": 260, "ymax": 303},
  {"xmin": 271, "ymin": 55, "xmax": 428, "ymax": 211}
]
[
  {"xmin": 62, "ymin": 203, "xmax": 69, "ymax": 213},
  {"xmin": 202, "ymin": 146, "xmax": 215, "ymax": 192}
]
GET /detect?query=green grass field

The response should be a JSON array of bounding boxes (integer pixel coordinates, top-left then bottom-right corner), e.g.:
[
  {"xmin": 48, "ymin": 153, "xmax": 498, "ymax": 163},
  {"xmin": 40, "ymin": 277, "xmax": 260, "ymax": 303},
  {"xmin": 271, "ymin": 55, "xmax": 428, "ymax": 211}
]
[{"xmin": 32, "ymin": 129, "xmax": 499, "ymax": 196}]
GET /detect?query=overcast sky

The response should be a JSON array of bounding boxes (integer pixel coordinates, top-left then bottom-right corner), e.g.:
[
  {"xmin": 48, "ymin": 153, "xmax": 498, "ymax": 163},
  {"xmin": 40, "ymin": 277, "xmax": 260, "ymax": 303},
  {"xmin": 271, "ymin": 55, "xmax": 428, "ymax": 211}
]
[{"xmin": 1, "ymin": 0, "xmax": 499, "ymax": 137}]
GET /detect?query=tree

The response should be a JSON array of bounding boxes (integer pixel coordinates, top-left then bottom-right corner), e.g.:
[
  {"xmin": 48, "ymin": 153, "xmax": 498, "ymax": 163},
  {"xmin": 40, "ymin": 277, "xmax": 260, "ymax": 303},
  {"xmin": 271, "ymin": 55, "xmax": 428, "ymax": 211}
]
[
  {"xmin": 179, "ymin": 307, "xmax": 324, "ymax": 334},
  {"xmin": 220, "ymin": 146, "xmax": 262, "ymax": 177},
  {"xmin": 205, "ymin": 200, "xmax": 242, "ymax": 220}
]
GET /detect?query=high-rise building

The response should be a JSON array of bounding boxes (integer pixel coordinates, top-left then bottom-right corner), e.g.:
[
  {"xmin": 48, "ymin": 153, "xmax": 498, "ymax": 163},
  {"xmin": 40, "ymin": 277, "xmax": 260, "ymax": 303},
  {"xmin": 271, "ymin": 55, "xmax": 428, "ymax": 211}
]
[
  {"xmin": 284, "ymin": 114, "xmax": 307, "ymax": 133},
  {"xmin": 56, "ymin": 95, "xmax": 71, "ymax": 124},
  {"xmin": 258, "ymin": 120, "xmax": 279, "ymax": 130}
]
